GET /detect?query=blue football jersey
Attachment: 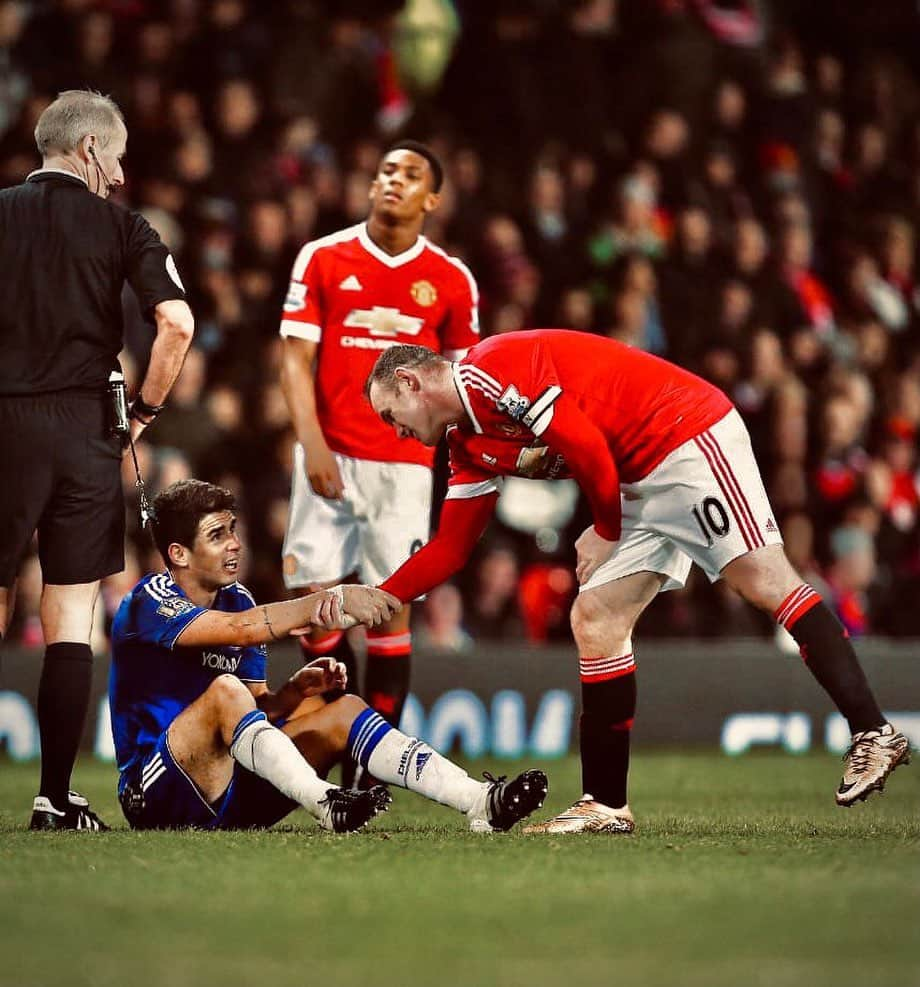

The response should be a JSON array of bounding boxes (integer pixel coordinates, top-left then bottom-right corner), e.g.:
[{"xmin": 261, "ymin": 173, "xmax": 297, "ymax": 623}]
[{"xmin": 109, "ymin": 571, "xmax": 267, "ymax": 781}]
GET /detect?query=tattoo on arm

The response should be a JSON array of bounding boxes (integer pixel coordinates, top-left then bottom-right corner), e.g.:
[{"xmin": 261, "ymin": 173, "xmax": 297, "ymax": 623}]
[{"xmin": 262, "ymin": 605, "xmax": 281, "ymax": 641}]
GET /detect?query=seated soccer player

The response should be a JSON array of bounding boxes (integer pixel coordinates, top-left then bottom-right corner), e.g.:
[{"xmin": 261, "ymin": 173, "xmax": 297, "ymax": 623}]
[{"xmin": 109, "ymin": 479, "xmax": 547, "ymax": 833}]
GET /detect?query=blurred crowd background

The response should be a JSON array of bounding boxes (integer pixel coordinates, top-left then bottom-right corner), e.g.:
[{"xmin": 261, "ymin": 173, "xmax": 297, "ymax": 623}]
[{"xmin": 5, "ymin": 0, "xmax": 920, "ymax": 646}]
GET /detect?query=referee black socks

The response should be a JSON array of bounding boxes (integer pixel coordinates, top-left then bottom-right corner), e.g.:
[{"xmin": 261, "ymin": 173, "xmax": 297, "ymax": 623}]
[{"xmin": 37, "ymin": 642, "xmax": 93, "ymax": 809}]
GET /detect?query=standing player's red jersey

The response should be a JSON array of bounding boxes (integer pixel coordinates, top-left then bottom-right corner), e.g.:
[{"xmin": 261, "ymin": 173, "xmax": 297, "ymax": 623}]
[
  {"xmin": 379, "ymin": 330, "xmax": 734, "ymax": 603},
  {"xmin": 280, "ymin": 222, "xmax": 479, "ymax": 467},
  {"xmin": 445, "ymin": 330, "xmax": 733, "ymax": 539}
]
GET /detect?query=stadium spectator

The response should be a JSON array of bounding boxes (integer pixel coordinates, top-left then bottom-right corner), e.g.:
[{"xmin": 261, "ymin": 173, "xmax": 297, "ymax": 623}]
[
  {"xmin": 4, "ymin": 3, "xmax": 920, "ymax": 642},
  {"xmin": 417, "ymin": 583, "xmax": 474, "ymax": 652}
]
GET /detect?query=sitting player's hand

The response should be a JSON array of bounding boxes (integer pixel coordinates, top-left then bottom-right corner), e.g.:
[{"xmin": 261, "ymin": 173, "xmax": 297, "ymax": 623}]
[
  {"xmin": 341, "ymin": 585, "xmax": 402, "ymax": 627},
  {"xmin": 575, "ymin": 525, "xmax": 617, "ymax": 585},
  {"xmin": 290, "ymin": 657, "xmax": 347, "ymax": 697},
  {"xmin": 304, "ymin": 437, "xmax": 345, "ymax": 500},
  {"xmin": 294, "ymin": 586, "xmax": 347, "ymax": 632}
]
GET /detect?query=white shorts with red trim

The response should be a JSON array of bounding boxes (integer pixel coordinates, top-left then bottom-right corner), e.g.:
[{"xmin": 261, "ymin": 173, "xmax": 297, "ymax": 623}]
[
  {"xmin": 283, "ymin": 446, "xmax": 433, "ymax": 588},
  {"xmin": 582, "ymin": 408, "xmax": 783, "ymax": 594}
]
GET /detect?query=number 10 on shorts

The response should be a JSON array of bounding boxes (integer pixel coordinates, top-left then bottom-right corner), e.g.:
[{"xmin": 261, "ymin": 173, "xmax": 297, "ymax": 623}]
[{"xmin": 691, "ymin": 496, "xmax": 731, "ymax": 546}]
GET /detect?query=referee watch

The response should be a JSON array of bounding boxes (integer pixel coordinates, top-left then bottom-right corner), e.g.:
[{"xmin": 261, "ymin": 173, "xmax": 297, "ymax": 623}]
[{"xmin": 129, "ymin": 395, "xmax": 165, "ymax": 425}]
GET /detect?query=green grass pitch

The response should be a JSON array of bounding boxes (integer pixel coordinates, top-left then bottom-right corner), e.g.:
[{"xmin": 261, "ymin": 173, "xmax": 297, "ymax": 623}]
[{"xmin": 0, "ymin": 751, "xmax": 917, "ymax": 987}]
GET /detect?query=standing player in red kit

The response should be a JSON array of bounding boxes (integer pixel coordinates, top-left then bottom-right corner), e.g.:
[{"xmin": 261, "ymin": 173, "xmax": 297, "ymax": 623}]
[
  {"xmin": 279, "ymin": 142, "xmax": 479, "ymax": 778},
  {"xmin": 365, "ymin": 330, "xmax": 910, "ymax": 833}
]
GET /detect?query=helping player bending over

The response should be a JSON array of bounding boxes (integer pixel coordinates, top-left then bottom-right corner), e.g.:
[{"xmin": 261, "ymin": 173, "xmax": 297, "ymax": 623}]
[
  {"xmin": 109, "ymin": 480, "xmax": 546, "ymax": 833},
  {"xmin": 366, "ymin": 330, "xmax": 910, "ymax": 834}
]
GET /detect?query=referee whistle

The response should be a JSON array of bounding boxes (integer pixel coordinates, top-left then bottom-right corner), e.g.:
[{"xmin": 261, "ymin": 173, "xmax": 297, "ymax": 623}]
[{"xmin": 108, "ymin": 369, "xmax": 130, "ymax": 438}]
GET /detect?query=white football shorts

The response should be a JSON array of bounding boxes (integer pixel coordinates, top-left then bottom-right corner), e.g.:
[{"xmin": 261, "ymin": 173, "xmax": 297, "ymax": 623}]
[
  {"xmin": 283, "ymin": 446, "xmax": 433, "ymax": 588},
  {"xmin": 582, "ymin": 408, "xmax": 784, "ymax": 594}
]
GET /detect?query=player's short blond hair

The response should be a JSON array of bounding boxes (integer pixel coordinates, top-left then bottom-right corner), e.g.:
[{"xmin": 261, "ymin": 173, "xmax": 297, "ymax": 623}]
[
  {"xmin": 365, "ymin": 344, "xmax": 447, "ymax": 398},
  {"xmin": 34, "ymin": 90, "xmax": 125, "ymax": 157}
]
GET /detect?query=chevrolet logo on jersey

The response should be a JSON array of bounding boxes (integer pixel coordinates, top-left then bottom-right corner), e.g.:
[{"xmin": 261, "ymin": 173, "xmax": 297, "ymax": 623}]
[{"xmin": 344, "ymin": 306, "xmax": 425, "ymax": 337}]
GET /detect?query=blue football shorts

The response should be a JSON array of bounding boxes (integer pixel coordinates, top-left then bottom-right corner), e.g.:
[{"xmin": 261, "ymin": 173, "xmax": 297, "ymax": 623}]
[{"xmin": 119, "ymin": 729, "xmax": 298, "ymax": 830}]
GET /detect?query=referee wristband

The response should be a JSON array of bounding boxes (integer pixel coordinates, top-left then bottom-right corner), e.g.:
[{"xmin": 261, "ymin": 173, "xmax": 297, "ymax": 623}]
[{"xmin": 129, "ymin": 396, "xmax": 166, "ymax": 424}]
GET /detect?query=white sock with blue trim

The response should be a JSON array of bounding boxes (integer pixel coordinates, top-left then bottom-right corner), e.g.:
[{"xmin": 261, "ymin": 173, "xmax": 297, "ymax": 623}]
[
  {"xmin": 347, "ymin": 708, "xmax": 485, "ymax": 813},
  {"xmin": 229, "ymin": 709, "xmax": 331, "ymax": 817}
]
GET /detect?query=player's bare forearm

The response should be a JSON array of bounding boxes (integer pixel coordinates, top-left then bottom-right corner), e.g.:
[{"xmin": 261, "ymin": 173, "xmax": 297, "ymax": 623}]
[
  {"xmin": 251, "ymin": 658, "xmax": 347, "ymax": 721},
  {"xmin": 280, "ymin": 336, "xmax": 324, "ymax": 447},
  {"xmin": 280, "ymin": 336, "xmax": 345, "ymax": 497},
  {"xmin": 252, "ymin": 679, "xmax": 305, "ymax": 721},
  {"xmin": 175, "ymin": 592, "xmax": 339, "ymax": 648},
  {"xmin": 140, "ymin": 299, "xmax": 195, "ymax": 407}
]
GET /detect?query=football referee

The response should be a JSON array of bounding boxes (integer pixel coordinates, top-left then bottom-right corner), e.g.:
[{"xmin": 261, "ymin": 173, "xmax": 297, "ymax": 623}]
[{"xmin": 0, "ymin": 90, "xmax": 194, "ymax": 831}]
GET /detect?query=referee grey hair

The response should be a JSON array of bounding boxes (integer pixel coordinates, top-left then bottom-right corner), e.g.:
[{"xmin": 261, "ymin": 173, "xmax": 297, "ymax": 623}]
[
  {"xmin": 365, "ymin": 344, "xmax": 447, "ymax": 398},
  {"xmin": 34, "ymin": 90, "xmax": 125, "ymax": 157}
]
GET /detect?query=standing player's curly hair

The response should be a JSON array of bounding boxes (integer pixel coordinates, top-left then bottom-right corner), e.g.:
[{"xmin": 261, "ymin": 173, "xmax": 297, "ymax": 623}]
[
  {"xmin": 150, "ymin": 479, "xmax": 236, "ymax": 561},
  {"xmin": 364, "ymin": 344, "xmax": 447, "ymax": 399}
]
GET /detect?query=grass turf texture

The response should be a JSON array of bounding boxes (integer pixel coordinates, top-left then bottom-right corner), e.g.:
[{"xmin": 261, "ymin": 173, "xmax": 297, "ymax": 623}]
[{"xmin": 0, "ymin": 751, "xmax": 917, "ymax": 987}]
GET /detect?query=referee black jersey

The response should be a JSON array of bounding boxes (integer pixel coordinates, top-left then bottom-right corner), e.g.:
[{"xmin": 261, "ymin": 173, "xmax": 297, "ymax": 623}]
[{"xmin": 0, "ymin": 169, "xmax": 185, "ymax": 395}]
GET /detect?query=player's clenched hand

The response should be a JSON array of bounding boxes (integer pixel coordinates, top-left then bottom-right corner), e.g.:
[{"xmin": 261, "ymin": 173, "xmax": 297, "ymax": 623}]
[
  {"xmin": 304, "ymin": 436, "xmax": 345, "ymax": 500},
  {"xmin": 575, "ymin": 525, "xmax": 617, "ymax": 585},
  {"xmin": 291, "ymin": 587, "xmax": 345, "ymax": 633},
  {"xmin": 341, "ymin": 585, "xmax": 402, "ymax": 627},
  {"xmin": 289, "ymin": 657, "xmax": 348, "ymax": 697}
]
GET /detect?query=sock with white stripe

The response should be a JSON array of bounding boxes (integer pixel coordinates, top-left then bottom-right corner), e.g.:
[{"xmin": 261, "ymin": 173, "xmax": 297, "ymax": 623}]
[
  {"xmin": 228, "ymin": 709, "xmax": 331, "ymax": 818},
  {"xmin": 347, "ymin": 707, "xmax": 485, "ymax": 813},
  {"xmin": 775, "ymin": 585, "xmax": 883, "ymax": 733},
  {"xmin": 365, "ymin": 629, "xmax": 412, "ymax": 727},
  {"xmin": 579, "ymin": 652, "xmax": 637, "ymax": 810}
]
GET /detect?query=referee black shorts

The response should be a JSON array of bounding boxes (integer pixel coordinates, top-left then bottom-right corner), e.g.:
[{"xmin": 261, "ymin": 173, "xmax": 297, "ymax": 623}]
[{"xmin": 0, "ymin": 392, "xmax": 125, "ymax": 586}]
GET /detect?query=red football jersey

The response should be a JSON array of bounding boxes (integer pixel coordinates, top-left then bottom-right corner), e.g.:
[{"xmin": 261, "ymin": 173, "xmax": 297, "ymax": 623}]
[
  {"xmin": 280, "ymin": 222, "xmax": 480, "ymax": 466},
  {"xmin": 445, "ymin": 330, "xmax": 733, "ymax": 540},
  {"xmin": 379, "ymin": 331, "xmax": 734, "ymax": 602}
]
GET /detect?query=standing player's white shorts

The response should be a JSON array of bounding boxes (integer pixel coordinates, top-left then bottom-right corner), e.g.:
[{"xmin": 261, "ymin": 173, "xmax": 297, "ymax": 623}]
[
  {"xmin": 283, "ymin": 445, "xmax": 433, "ymax": 588},
  {"xmin": 583, "ymin": 409, "xmax": 783, "ymax": 593}
]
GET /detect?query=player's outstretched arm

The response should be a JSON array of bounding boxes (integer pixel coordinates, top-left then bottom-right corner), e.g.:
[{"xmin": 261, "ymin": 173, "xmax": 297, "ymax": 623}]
[
  {"xmin": 379, "ymin": 494, "xmax": 498, "ymax": 603},
  {"xmin": 174, "ymin": 587, "xmax": 401, "ymax": 648}
]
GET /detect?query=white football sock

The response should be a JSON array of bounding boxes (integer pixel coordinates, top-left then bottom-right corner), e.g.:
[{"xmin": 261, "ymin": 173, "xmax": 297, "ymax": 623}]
[
  {"xmin": 364, "ymin": 728, "xmax": 486, "ymax": 814},
  {"xmin": 229, "ymin": 710, "xmax": 331, "ymax": 818}
]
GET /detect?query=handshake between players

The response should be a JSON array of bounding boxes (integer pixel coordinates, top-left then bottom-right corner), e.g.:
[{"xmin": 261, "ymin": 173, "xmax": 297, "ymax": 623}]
[{"xmin": 291, "ymin": 583, "xmax": 401, "ymax": 636}]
